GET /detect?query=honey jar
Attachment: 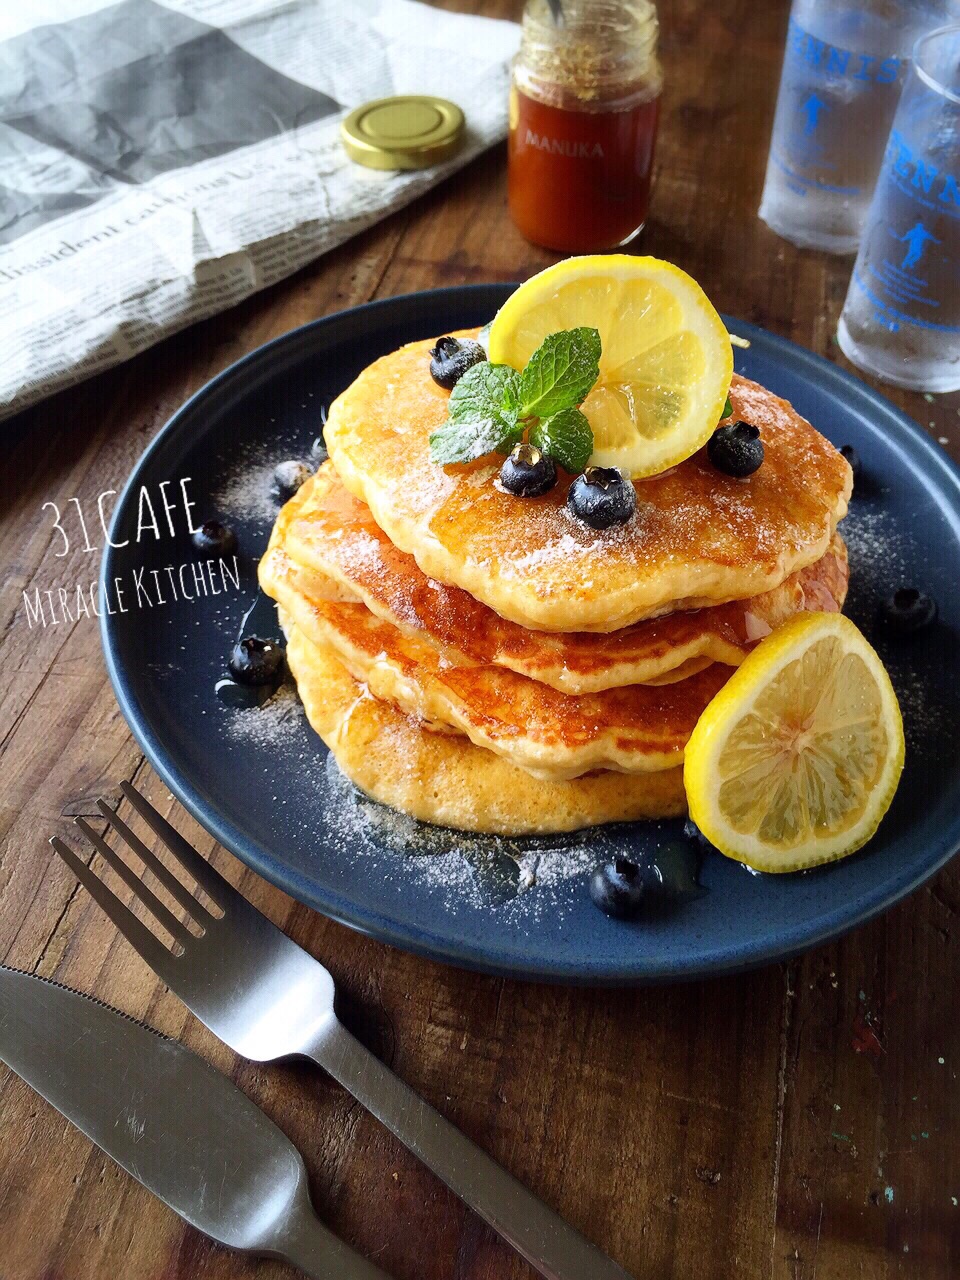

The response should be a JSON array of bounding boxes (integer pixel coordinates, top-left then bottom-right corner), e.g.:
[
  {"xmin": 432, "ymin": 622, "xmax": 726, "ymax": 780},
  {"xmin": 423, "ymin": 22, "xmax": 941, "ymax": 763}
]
[{"xmin": 508, "ymin": 0, "xmax": 663, "ymax": 253}]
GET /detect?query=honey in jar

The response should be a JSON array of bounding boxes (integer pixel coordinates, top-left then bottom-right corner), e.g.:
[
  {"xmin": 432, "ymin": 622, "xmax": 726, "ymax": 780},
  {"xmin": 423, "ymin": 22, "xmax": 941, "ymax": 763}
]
[{"xmin": 508, "ymin": 0, "xmax": 663, "ymax": 253}]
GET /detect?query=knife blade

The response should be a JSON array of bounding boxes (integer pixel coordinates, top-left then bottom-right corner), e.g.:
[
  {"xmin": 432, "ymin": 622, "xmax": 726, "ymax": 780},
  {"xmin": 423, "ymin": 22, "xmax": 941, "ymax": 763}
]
[{"xmin": 0, "ymin": 967, "xmax": 387, "ymax": 1280}]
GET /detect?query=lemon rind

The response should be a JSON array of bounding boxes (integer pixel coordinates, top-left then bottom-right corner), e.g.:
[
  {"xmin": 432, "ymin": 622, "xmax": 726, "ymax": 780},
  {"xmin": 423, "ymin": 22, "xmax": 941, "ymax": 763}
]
[
  {"xmin": 683, "ymin": 612, "xmax": 905, "ymax": 873},
  {"xmin": 488, "ymin": 255, "xmax": 733, "ymax": 480}
]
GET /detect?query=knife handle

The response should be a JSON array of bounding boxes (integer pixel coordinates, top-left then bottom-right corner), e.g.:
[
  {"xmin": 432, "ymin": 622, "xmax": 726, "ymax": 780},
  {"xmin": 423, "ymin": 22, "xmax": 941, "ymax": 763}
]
[
  {"xmin": 305, "ymin": 1019, "xmax": 635, "ymax": 1280},
  {"xmin": 277, "ymin": 1208, "xmax": 391, "ymax": 1280}
]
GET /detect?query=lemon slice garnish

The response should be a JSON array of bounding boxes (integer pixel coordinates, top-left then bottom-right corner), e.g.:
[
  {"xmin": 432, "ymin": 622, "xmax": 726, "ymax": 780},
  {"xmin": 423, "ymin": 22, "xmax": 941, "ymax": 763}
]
[
  {"xmin": 683, "ymin": 613, "xmax": 904, "ymax": 873},
  {"xmin": 488, "ymin": 255, "xmax": 733, "ymax": 478}
]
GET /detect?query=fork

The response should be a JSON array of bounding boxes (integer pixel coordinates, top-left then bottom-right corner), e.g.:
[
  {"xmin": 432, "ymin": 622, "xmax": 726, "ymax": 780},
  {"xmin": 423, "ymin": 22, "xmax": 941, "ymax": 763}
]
[{"xmin": 52, "ymin": 782, "xmax": 634, "ymax": 1280}]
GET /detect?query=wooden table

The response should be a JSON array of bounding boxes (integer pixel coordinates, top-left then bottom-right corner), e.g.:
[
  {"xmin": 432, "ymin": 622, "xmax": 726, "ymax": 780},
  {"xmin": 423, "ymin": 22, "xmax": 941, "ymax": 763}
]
[{"xmin": 2, "ymin": 1, "xmax": 958, "ymax": 1276}]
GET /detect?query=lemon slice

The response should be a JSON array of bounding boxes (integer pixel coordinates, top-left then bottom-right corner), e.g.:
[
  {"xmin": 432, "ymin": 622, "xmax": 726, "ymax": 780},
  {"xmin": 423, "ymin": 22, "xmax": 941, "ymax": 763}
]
[
  {"xmin": 487, "ymin": 255, "xmax": 733, "ymax": 478},
  {"xmin": 683, "ymin": 613, "xmax": 904, "ymax": 873}
]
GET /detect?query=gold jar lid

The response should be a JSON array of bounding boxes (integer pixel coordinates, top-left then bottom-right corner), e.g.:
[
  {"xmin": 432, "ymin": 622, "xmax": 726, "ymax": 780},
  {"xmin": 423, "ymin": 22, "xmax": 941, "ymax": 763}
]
[{"xmin": 341, "ymin": 95, "xmax": 465, "ymax": 171}]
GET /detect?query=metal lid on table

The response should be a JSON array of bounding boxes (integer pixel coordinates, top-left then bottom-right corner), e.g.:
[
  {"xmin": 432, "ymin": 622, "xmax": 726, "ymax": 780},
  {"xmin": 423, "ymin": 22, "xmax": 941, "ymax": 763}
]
[{"xmin": 341, "ymin": 95, "xmax": 465, "ymax": 170}]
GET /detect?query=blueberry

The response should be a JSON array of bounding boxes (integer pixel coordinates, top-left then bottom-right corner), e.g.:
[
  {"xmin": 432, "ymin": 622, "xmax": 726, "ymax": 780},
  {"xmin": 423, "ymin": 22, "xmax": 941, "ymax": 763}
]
[
  {"xmin": 879, "ymin": 587, "xmax": 937, "ymax": 637},
  {"xmin": 589, "ymin": 857, "xmax": 645, "ymax": 919},
  {"xmin": 499, "ymin": 443, "xmax": 557, "ymax": 497},
  {"xmin": 708, "ymin": 421, "xmax": 764, "ymax": 478},
  {"xmin": 192, "ymin": 520, "xmax": 237, "ymax": 557},
  {"xmin": 215, "ymin": 677, "xmax": 273, "ymax": 708},
  {"xmin": 567, "ymin": 466, "xmax": 637, "ymax": 530},
  {"xmin": 429, "ymin": 337, "xmax": 487, "ymax": 390},
  {"xmin": 274, "ymin": 459, "xmax": 312, "ymax": 501},
  {"xmin": 310, "ymin": 434, "xmax": 328, "ymax": 467},
  {"xmin": 839, "ymin": 444, "xmax": 861, "ymax": 481},
  {"xmin": 683, "ymin": 817, "xmax": 712, "ymax": 850},
  {"xmin": 229, "ymin": 636, "xmax": 284, "ymax": 687}
]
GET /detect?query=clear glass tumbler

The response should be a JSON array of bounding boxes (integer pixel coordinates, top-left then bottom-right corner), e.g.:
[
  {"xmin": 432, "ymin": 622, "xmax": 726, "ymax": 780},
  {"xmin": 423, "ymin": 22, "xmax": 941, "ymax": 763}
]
[
  {"xmin": 758, "ymin": 0, "xmax": 956, "ymax": 253},
  {"xmin": 837, "ymin": 24, "xmax": 960, "ymax": 392}
]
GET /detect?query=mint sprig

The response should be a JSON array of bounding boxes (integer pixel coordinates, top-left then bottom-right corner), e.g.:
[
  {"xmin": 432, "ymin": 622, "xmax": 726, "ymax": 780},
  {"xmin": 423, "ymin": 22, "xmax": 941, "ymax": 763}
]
[
  {"xmin": 429, "ymin": 328, "xmax": 600, "ymax": 471},
  {"xmin": 430, "ymin": 364, "xmax": 523, "ymax": 464},
  {"xmin": 530, "ymin": 407, "xmax": 593, "ymax": 475},
  {"xmin": 518, "ymin": 327, "xmax": 602, "ymax": 419}
]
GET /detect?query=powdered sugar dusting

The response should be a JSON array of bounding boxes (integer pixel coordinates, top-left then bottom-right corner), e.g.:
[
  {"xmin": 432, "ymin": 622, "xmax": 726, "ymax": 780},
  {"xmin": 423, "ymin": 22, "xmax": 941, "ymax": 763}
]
[
  {"xmin": 842, "ymin": 500, "xmax": 944, "ymax": 752},
  {"xmin": 318, "ymin": 751, "xmax": 612, "ymax": 913},
  {"xmin": 224, "ymin": 680, "xmax": 305, "ymax": 749},
  {"xmin": 215, "ymin": 437, "xmax": 315, "ymax": 526},
  {"xmin": 217, "ymin": 673, "xmax": 614, "ymax": 914},
  {"xmin": 733, "ymin": 380, "xmax": 796, "ymax": 432}
]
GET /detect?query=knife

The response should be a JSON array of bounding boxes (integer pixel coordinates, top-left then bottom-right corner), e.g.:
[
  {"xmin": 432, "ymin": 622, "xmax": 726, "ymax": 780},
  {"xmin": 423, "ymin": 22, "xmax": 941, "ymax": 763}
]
[{"xmin": 0, "ymin": 967, "xmax": 388, "ymax": 1279}]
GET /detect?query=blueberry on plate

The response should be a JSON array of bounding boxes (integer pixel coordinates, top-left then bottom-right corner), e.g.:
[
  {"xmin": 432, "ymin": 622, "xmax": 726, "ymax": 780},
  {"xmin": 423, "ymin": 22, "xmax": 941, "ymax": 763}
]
[
  {"xmin": 215, "ymin": 676, "xmax": 273, "ymax": 708},
  {"xmin": 683, "ymin": 816, "xmax": 713, "ymax": 850},
  {"xmin": 839, "ymin": 443, "xmax": 861, "ymax": 481},
  {"xmin": 274, "ymin": 459, "xmax": 312, "ymax": 501},
  {"xmin": 589, "ymin": 857, "xmax": 645, "ymax": 919},
  {"xmin": 567, "ymin": 466, "xmax": 637, "ymax": 530},
  {"xmin": 499, "ymin": 443, "xmax": 557, "ymax": 497},
  {"xmin": 879, "ymin": 587, "xmax": 937, "ymax": 636},
  {"xmin": 191, "ymin": 519, "xmax": 237, "ymax": 557},
  {"xmin": 229, "ymin": 636, "xmax": 284, "ymax": 687},
  {"xmin": 429, "ymin": 337, "xmax": 487, "ymax": 390},
  {"xmin": 708, "ymin": 421, "xmax": 764, "ymax": 478}
]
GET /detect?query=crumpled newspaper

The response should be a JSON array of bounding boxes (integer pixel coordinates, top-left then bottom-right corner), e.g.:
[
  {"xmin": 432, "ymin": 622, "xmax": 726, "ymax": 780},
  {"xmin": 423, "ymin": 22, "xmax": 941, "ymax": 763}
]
[{"xmin": 0, "ymin": 0, "xmax": 518, "ymax": 421}]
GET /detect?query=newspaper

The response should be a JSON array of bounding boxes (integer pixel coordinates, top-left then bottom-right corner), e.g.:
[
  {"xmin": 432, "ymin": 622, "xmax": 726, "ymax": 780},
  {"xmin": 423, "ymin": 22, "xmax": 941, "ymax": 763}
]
[{"xmin": 0, "ymin": 0, "xmax": 518, "ymax": 422}]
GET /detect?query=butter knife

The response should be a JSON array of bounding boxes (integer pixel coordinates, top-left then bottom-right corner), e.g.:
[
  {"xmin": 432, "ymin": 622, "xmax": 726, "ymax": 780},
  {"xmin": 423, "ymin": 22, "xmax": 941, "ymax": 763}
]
[{"xmin": 0, "ymin": 967, "xmax": 387, "ymax": 1279}]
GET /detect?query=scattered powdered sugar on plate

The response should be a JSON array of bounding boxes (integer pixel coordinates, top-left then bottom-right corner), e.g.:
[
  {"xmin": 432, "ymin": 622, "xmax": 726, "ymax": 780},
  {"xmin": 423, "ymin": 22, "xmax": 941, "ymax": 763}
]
[
  {"xmin": 842, "ymin": 502, "xmax": 909, "ymax": 598},
  {"xmin": 842, "ymin": 500, "xmax": 945, "ymax": 752},
  {"xmin": 318, "ymin": 750, "xmax": 607, "ymax": 913},
  {"xmin": 217, "ymin": 675, "xmax": 608, "ymax": 914},
  {"xmin": 224, "ymin": 680, "xmax": 306, "ymax": 749},
  {"xmin": 214, "ymin": 436, "xmax": 316, "ymax": 527},
  {"xmin": 215, "ymin": 451, "xmax": 284, "ymax": 525}
]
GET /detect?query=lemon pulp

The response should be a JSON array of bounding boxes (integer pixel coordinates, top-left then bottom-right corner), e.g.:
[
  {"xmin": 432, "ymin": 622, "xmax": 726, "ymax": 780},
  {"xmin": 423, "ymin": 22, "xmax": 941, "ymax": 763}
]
[
  {"xmin": 488, "ymin": 255, "xmax": 733, "ymax": 478},
  {"xmin": 683, "ymin": 613, "xmax": 904, "ymax": 872}
]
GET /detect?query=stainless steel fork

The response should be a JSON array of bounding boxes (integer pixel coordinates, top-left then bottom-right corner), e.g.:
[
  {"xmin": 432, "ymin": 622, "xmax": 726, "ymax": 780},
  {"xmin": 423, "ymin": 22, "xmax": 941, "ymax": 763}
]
[{"xmin": 52, "ymin": 782, "xmax": 634, "ymax": 1280}]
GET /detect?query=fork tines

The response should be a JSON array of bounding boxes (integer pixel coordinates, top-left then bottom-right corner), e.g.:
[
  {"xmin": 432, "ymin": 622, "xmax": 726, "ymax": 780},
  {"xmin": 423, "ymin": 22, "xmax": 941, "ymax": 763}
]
[{"xmin": 50, "ymin": 782, "xmax": 224, "ymax": 961}]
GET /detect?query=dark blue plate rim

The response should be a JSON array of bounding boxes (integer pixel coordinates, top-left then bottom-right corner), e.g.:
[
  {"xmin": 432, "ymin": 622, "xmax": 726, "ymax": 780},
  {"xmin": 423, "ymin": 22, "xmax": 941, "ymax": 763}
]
[{"xmin": 100, "ymin": 284, "xmax": 960, "ymax": 984}]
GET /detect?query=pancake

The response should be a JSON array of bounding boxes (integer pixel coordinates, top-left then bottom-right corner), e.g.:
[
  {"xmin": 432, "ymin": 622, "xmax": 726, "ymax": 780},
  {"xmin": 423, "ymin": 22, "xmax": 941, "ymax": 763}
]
[
  {"xmin": 279, "ymin": 465, "xmax": 850, "ymax": 693},
  {"xmin": 262, "ymin": 543, "xmax": 731, "ymax": 781},
  {"xmin": 284, "ymin": 623, "xmax": 687, "ymax": 833},
  {"xmin": 323, "ymin": 331, "xmax": 852, "ymax": 633}
]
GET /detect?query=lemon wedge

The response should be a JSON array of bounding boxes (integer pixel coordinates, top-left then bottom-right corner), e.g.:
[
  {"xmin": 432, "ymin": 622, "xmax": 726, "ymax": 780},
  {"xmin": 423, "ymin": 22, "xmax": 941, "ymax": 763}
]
[
  {"xmin": 488, "ymin": 255, "xmax": 733, "ymax": 478},
  {"xmin": 683, "ymin": 613, "xmax": 904, "ymax": 873}
]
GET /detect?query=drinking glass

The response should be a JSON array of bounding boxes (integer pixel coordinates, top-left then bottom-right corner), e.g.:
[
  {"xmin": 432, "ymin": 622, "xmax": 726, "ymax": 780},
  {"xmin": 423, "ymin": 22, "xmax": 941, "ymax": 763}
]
[
  {"xmin": 758, "ymin": 0, "xmax": 955, "ymax": 253},
  {"xmin": 837, "ymin": 24, "xmax": 960, "ymax": 392}
]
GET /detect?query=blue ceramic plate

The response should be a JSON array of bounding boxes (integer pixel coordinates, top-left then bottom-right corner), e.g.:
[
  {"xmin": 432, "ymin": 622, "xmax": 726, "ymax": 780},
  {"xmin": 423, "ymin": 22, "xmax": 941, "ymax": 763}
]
[{"xmin": 101, "ymin": 285, "xmax": 960, "ymax": 984}]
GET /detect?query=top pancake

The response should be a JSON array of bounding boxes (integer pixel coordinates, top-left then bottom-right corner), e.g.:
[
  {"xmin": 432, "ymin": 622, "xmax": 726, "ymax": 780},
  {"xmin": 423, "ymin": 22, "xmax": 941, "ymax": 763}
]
[
  {"xmin": 281, "ymin": 465, "xmax": 850, "ymax": 694},
  {"xmin": 324, "ymin": 331, "xmax": 852, "ymax": 633}
]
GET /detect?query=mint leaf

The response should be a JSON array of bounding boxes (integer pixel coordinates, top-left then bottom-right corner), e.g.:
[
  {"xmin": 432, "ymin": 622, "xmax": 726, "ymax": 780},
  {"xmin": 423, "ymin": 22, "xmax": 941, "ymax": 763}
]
[
  {"xmin": 430, "ymin": 362, "xmax": 524, "ymax": 464},
  {"xmin": 722, "ymin": 395, "xmax": 733, "ymax": 419},
  {"xmin": 448, "ymin": 362, "xmax": 521, "ymax": 429},
  {"xmin": 530, "ymin": 406, "xmax": 594, "ymax": 475},
  {"xmin": 518, "ymin": 328, "xmax": 601, "ymax": 419},
  {"xmin": 430, "ymin": 415, "xmax": 522, "ymax": 465}
]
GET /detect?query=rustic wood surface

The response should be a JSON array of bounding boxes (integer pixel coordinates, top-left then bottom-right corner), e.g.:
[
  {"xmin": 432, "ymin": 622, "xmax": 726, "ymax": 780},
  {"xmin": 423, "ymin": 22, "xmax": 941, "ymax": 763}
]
[{"xmin": 1, "ymin": 1, "xmax": 958, "ymax": 1277}]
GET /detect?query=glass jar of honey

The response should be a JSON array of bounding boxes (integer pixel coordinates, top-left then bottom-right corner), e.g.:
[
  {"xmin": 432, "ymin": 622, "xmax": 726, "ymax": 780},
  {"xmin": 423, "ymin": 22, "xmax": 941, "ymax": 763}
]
[{"xmin": 508, "ymin": 0, "xmax": 662, "ymax": 253}]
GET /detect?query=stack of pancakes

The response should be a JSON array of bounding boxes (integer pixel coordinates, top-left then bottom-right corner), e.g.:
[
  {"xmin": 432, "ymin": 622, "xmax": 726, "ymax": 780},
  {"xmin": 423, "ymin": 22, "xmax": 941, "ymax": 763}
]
[{"xmin": 259, "ymin": 333, "xmax": 853, "ymax": 836}]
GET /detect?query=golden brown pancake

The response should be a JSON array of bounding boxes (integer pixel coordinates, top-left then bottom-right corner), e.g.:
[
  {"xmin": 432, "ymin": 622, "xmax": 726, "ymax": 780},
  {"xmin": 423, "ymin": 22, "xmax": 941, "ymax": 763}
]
[
  {"xmin": 262, "ymin": 543, "xmax": 731, "ymax": 780},
  {"xmin": 284, "ymin": 623, "xmax": 687, "ymax": 832},
  {"xmin": 323, "ymin": 331, "xmax": 852, "ymax": 632},
  {"xmin": 279, "ymin": 465, "xmax": 850, "ymax": 693}
]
